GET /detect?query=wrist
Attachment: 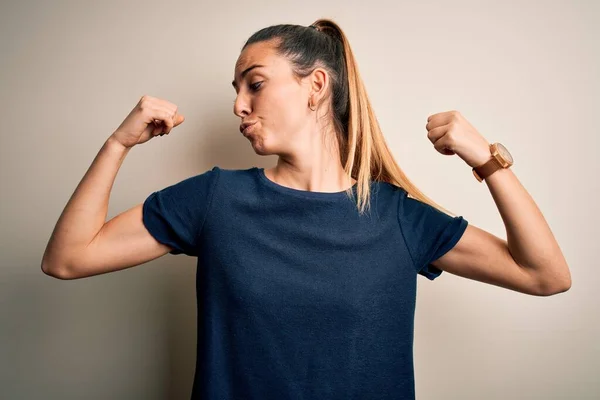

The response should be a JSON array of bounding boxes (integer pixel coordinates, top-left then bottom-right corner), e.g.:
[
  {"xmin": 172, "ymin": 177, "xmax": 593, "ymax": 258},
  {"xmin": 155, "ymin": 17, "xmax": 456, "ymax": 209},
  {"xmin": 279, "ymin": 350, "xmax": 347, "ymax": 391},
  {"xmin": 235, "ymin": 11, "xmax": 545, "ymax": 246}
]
[
  {"xmin": 106, "ymin": 134, "xmax": 131, "ymax": 152},
  {"xmin": 106, "ymin": 134, "xmax": 132, "ymax": 155},
  {"xmin": 471, "ymin": 142, "xmax": 514, "ymax": 182},
  {"xmin": 470, "ymin": 144, "xmax": 492, "ymax": 168}
]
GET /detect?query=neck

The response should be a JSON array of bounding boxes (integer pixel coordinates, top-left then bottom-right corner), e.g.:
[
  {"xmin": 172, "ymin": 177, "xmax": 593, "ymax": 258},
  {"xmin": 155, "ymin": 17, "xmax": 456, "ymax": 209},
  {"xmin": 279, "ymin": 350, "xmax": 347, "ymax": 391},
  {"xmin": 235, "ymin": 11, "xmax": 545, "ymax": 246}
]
[{"xmin": 268, "ymin": 140, "xmax": 355, "ymax": 193}]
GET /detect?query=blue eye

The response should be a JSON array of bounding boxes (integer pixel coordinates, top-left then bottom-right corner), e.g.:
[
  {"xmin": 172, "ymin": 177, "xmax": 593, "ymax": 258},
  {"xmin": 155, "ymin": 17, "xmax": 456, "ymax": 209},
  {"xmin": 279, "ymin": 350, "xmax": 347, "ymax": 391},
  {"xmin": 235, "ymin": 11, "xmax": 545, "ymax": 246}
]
[{"xmin": 250, "ymin": 82, "xmax": 263, "ymax": 91}]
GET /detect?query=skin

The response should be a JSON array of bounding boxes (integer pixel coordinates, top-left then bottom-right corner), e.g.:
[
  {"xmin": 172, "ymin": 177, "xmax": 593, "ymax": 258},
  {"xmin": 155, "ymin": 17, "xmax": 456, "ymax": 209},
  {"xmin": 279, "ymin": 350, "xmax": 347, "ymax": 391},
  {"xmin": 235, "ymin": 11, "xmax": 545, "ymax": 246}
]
[{"xmin": 232, "ymin": 39, "xmax": 357, "ymax": 193}]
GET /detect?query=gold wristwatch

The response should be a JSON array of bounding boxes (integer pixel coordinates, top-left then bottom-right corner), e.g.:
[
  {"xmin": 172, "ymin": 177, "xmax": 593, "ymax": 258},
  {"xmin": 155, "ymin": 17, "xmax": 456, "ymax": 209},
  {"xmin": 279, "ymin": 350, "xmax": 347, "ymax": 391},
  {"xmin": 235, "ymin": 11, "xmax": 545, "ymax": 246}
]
[{"xmin": 472, "ymin": 143, "xmax": 514, "ymax": 182}]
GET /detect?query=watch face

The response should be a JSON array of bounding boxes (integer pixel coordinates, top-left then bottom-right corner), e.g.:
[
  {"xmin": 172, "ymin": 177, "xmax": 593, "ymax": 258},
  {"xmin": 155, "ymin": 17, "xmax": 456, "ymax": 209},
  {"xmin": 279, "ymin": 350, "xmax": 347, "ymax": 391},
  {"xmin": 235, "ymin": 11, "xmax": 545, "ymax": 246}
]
[{"xmin": 496, "ymin": 143, "xmax": 513, "ymax": 164}]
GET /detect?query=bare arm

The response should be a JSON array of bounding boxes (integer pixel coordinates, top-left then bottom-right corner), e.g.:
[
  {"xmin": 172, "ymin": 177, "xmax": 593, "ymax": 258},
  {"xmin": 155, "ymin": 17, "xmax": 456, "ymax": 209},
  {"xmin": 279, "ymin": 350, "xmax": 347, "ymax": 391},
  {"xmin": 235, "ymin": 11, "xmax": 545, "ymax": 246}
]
[
  {"xmin": 425, "ymin": 110, "xmax": 571, "ymax": 296},
  {"xmin": 432, "ymin": 167, "xmax": 571, "ymax": 296},
  {"xmin": 42, "ymin": 95, "xmax": 185, "ymax": 279},
  {"xmin": 41, "ymin": 136, "xmax": 173, "ymax": 279}
]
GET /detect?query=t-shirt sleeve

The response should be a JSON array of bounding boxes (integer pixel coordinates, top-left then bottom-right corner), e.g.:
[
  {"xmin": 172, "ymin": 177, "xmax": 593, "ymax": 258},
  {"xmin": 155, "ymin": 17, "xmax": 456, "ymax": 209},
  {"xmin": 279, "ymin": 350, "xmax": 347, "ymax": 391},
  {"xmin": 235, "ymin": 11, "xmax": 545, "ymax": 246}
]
[
  {"xmin": 142, "ymin": 166, "xmax": 220, "ymax": 256},
  {"xmin": 397, "ymin": 189, "xmax": 468, "ymax": 280}
]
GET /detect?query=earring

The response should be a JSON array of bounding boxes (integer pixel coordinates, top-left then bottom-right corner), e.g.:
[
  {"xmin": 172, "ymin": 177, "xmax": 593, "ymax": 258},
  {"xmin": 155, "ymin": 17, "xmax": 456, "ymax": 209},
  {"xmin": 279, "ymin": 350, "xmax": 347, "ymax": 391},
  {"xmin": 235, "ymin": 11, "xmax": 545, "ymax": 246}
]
[{"xmin": 309, "ymin": 97, "xmax": 316, "ymax": 111}]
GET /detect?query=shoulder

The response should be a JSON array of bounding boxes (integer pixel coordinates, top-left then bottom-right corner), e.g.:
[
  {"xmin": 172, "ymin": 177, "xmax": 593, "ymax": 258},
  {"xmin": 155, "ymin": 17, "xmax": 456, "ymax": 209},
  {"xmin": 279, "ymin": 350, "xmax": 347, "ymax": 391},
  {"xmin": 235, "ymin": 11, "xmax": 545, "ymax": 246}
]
[
  {"xmin": 178, "ymin": 165, "xmax": 255, "ymax": 187},
  {"xmin": 208, "ymin": 165, "xmax": 260, "ymax": 187}
]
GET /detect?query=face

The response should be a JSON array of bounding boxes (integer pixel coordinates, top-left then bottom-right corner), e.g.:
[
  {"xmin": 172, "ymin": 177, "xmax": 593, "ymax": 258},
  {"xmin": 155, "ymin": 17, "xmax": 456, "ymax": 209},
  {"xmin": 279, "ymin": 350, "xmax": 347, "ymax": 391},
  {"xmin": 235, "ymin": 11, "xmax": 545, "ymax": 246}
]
[{"xmin": 232, "ymin": 40, "xmax": 324, "ymax": 156}]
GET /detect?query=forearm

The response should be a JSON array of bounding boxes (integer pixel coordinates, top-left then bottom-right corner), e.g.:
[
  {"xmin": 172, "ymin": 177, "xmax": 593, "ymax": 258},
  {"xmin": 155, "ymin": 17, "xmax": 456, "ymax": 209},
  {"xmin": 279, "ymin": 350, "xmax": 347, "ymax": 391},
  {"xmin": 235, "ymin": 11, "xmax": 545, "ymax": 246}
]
[
  {"xmin": 484, "ymin": 167, "xmax": 571, "ymax": 290},
  {"xmin": 42, "ymin": 135, "xmax": 131, "ymax": 273}
]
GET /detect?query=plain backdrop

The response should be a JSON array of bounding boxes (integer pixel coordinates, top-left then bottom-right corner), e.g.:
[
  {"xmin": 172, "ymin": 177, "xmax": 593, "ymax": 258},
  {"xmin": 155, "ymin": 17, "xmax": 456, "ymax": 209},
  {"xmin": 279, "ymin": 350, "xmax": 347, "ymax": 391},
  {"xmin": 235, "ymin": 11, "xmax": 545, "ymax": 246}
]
[{"xmin": 1, "ymin": 0, "xmax": 598, "ymax": 399}]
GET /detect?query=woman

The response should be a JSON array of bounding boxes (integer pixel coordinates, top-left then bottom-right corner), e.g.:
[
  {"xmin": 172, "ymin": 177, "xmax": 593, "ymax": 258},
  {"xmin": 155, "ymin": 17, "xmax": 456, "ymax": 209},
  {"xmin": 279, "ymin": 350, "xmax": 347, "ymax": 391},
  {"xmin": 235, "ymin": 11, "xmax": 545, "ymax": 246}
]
[{"xmin": 42, "ymin": 19, "xmax": 571, "ymax": 400}]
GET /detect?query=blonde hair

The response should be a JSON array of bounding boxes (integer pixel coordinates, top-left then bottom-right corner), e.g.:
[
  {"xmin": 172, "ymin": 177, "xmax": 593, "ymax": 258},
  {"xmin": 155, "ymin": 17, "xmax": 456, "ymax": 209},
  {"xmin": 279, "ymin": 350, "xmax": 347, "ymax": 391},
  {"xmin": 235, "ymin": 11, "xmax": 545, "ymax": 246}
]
[{"xmin": 312, "ymin": 18, "xmax": 457, "ymax": 217}]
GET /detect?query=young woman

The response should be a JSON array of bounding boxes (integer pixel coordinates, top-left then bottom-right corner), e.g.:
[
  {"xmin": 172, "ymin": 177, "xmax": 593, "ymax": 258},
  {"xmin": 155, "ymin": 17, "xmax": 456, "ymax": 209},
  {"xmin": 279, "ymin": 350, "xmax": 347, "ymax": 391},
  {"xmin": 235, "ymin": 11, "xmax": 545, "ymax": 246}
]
[{"xmin": 42, "ymin": 19, "xmax": 571, "ymax": 400}]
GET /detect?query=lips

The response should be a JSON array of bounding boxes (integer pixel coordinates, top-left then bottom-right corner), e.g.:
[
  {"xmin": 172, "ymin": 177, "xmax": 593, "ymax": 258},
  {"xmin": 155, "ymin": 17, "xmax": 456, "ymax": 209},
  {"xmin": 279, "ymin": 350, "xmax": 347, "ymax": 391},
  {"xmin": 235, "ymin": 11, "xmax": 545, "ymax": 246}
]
[{"xmin": 240, "ymin": 121, "xmax": 257, "ymax": 134}]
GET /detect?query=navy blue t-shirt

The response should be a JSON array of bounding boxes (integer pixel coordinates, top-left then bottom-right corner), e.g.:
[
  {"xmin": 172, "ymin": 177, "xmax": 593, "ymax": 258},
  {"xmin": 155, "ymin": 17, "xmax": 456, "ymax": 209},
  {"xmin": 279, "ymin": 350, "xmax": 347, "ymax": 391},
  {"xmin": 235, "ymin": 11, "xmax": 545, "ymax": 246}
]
[{"xmin": 142, "ymin": 166, "xmax": 468, "ymax": 399}]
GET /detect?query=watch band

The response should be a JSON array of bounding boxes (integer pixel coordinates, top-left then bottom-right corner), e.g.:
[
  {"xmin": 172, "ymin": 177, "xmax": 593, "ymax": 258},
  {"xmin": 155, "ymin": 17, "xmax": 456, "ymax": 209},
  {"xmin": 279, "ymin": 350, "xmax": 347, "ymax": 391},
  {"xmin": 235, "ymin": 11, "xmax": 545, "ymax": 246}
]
[
  {"xmin": 472, "ymin": 142, "xmax": 513, "ymax": 182},
  {"xmin": 472, "ymin": 157, "xmax": 502, "ymax": 182}
]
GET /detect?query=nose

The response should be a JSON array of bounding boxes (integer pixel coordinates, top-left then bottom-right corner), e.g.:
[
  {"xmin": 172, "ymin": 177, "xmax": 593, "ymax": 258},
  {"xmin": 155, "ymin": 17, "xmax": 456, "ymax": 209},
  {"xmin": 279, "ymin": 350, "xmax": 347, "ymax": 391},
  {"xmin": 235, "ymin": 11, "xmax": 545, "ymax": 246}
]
[{"xmin": 233, "ymin": 93, "xmax": 250, "ymax": 118}]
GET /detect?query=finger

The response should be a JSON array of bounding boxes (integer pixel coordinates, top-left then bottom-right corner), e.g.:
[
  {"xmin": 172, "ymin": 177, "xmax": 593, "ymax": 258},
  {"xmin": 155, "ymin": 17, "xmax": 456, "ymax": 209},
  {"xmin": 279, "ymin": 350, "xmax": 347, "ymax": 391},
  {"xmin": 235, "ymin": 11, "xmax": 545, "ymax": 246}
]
[
  {"xmin": 151, "ymin": 119, "xmax": 163, "ymax": 136},
  {"xmin": 159, "ymin": 109, "xmax": 175, "ymax": 135},
  {"xmin": 433, "ymin": 137, "xmax": 455, "ymax": 155},
  {"xmin": 150, "ymin": 109, "xmax": 174, "ymax": 136},
  {"xmin": 173, "ymin": 112, "xmax": 185, "ymax": 126},
  {"xmin": 426, "ymin": 125, "xmax": 446, "ymax": 144}
]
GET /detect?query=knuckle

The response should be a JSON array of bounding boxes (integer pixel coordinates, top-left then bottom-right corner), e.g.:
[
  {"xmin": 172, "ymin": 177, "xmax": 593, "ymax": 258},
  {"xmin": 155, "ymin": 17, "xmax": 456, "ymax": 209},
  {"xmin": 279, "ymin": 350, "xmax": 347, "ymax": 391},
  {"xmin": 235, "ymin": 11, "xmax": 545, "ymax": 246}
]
[{"xmin": 139, "ymin": 96, "xmax": 152, "ymax": 110}]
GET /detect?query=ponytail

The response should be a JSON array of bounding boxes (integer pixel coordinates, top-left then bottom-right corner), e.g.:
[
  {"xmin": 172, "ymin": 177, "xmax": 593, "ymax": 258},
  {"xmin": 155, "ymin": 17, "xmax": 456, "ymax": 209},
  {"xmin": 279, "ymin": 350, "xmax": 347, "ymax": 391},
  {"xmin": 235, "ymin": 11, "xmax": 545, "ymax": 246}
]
[
  {"xmin": 243, "ymin": 20, "xmax": 458, "ymax": 217},
  {"xmin": 311, "ymin": 19, "xmax": 457, "ymax": 216}
]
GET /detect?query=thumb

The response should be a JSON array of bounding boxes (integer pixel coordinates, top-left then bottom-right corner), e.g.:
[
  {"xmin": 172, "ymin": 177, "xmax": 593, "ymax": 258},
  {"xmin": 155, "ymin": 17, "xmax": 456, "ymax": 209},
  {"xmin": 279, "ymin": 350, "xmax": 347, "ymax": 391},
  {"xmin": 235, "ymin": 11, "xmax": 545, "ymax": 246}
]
[{"xmin": 174, "ymin": 113, "xmax": 185, "ymax": 126}]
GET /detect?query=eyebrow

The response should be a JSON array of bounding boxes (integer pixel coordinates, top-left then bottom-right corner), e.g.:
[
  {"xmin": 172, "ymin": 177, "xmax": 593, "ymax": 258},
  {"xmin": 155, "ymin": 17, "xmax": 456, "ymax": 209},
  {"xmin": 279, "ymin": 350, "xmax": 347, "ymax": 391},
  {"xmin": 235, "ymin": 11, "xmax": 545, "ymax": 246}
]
[{"xmin": 232, "ymin": 64, "xmax": 265, "ymax": 89}]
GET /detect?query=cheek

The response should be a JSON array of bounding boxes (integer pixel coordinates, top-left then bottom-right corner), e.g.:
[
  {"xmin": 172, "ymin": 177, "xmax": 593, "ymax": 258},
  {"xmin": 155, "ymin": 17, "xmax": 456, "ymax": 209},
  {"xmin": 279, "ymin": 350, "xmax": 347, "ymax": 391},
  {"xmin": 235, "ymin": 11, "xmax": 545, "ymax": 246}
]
[{"xmin": 262, "ymin": 85, "xmax": 305, "ymax": 130}]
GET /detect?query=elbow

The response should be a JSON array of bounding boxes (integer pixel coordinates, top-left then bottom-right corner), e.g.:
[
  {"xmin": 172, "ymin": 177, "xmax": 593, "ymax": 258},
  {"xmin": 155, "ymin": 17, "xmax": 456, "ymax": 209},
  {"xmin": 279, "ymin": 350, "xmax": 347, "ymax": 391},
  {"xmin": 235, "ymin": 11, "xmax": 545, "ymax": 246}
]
[
  {"xmin": 559, "ymin": 271, "xmax": 572, "ymax": 293},
  {"xmin": 41, "ymin": 245, "xmax": 81, "ymax": 280},
  {"xmin": 552, "ymin": 277, "xmax": 572, "ymax": 295},
  {"xmin": 540, "ymin": 282, "xmax": 571, "ymax": 296},
  {"xmin": 41, "ymin": 259, "xmax": 75, "ymax": 280},
  {"xmin": 536, "ymin": 267, "xmax": 572, "ymax": 296}
]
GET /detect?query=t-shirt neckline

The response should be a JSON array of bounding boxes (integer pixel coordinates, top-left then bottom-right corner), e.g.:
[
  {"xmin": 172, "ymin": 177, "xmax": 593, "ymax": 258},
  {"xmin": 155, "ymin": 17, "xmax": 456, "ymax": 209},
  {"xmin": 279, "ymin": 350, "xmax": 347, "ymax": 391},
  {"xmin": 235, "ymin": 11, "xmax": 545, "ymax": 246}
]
[{"xmin": 255, "ymin": 167, "xmax": 358, "ymax": 199}]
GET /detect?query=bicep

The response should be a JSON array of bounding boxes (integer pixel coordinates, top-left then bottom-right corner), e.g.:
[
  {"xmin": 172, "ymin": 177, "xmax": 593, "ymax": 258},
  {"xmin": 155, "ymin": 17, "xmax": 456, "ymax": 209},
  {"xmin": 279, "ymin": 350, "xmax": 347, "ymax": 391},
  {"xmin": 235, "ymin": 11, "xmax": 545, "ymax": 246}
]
[
  {"xmin": 430, "ymin": 224, "xmax": 542, "ymax": 296},
  {"xmin": 66, "ymin": 203, "xmax": 173, "ymax": 279}
]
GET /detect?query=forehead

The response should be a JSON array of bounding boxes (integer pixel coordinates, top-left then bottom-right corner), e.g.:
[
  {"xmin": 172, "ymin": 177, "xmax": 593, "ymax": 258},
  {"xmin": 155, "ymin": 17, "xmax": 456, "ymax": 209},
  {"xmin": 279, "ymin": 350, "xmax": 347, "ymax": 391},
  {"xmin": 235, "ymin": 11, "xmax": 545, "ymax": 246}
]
[{"xmin": 234, "ymin": 40, "xmax": 283, "ymax": 77}]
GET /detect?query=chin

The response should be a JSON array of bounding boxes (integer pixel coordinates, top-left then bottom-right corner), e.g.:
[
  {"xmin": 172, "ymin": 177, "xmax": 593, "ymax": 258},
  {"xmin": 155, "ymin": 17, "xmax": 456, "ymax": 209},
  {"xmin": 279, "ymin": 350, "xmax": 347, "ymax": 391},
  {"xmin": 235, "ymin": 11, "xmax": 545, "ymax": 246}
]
[
  {"xmin": 247, "ymin": 134, "xmax": 272, "ymax": 156},
  {"xmin": 247, "ymin": 130, "xmax": 279, "ymax": 156}
]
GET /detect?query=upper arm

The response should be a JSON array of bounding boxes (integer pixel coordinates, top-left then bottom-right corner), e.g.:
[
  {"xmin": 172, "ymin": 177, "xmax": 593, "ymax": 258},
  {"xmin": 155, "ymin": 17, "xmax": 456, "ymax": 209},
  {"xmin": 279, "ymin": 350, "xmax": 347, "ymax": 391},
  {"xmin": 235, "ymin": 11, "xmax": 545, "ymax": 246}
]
[
  {"xmin": 430, "ymin": 224, "xmax": 544, "ymax": 296},
  {"xmin": 65, "ymin": 203, "xmax": 173, "ymax": 279},
  {"xmin": 50, "ymin": 166, "xmax": 220, "ymax": 280}
]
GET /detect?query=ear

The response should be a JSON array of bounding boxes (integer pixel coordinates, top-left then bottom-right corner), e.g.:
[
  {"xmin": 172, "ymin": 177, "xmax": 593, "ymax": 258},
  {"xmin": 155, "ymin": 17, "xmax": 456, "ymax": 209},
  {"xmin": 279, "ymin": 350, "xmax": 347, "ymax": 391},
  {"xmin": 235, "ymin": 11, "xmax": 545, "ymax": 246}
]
[{"xmin": 308, "ymin": 67, "xmax": 329, "ymax": 105}]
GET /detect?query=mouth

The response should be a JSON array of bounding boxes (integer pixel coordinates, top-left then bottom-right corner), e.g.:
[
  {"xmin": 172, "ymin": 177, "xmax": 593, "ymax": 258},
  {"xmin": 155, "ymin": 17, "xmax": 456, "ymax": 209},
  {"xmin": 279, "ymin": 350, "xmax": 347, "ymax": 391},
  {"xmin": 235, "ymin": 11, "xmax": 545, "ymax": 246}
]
[{"xmin": 240, "ymin": 121, "xmax": 257, "ymax": 135}]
